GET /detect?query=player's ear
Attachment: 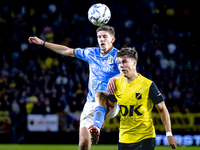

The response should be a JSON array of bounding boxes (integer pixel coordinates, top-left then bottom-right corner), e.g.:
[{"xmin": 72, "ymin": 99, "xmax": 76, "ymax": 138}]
[
  {"xmin": 133, "ymin": 59, "xmax": 137, "ymax": 66},
  {"xmin": 111, "ymin": 37, "xmax": 116, "ymax": 43},
  {"xmin": 135, "ymin": 60, "xmax": 137, "ymax": 66}
]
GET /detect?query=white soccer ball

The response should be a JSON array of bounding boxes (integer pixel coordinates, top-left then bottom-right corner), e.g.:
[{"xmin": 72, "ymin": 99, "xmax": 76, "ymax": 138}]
[{"xmin": 88, "ymin": 3, "xmax": 111, "ymax": 26}]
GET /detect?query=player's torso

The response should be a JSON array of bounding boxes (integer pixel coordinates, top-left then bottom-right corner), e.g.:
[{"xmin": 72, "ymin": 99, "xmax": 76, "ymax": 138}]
[
  {"xmin": 88, "ymin": 47, "xmax": 118, "ymax": 76},
  {"xmin": 115, "ymin": 74, "xmax": 156, "ymax": 143},
  {"xmin": 82, "ymin": 47, "xmax": 120, "ymax": 102}
]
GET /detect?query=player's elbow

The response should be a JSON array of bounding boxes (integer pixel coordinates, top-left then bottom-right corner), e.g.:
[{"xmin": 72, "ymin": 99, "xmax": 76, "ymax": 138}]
[{"xmin": 155, "ymin": 101, "xmax": 167, "ymax": 113}]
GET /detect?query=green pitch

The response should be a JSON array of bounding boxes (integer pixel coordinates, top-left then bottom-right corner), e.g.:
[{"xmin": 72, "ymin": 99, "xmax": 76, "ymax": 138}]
[{"xmin": 0, "ymin": 144, "xmax": 199, "ymax": 150}]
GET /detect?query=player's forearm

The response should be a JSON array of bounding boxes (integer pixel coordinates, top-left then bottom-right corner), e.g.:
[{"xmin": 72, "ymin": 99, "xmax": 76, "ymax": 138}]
[
  {"xmin": 44, "ymin": 42, "xmax": 74, "ymax": 57},
  {"xmin": 159, "ymin": 107, "xmax": 172, "ymax": 132}
]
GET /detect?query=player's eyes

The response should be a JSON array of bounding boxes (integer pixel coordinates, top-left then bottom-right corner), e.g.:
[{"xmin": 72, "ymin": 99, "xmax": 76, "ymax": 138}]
[{"xmin": 122, "ymin": 60, "xmax": 127, "ymax": 63}]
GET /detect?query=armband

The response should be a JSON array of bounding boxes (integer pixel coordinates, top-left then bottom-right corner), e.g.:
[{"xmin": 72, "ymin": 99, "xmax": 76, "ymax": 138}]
[{"xmin": 108, "ymin": 95, "xmax": 117, "ymax": 102}]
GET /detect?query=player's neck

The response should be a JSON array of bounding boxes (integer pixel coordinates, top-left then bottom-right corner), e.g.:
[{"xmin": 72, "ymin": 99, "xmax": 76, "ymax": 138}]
[
  {"xmin": 101, "ymin": 46, "xmax": 113, "ymax": 55},
  {"xmin": 125, "ymin": 72, "xmax": 138, "ymax": 83}
]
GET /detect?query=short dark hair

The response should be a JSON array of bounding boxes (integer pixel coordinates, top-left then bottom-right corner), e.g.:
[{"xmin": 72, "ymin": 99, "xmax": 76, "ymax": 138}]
[
  {"xmin": 96, "ymin": 25, "xmax": 115, "ymax": 37},
  {"xmin": 116, "ymin": 47, "xmax": 138, "ymax": 61}
]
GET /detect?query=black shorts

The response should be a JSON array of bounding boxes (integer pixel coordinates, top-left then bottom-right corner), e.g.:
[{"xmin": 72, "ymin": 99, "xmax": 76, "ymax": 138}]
[{"xmin": 118, "ymin": 138, "xmax": 155, "ymax": 150}]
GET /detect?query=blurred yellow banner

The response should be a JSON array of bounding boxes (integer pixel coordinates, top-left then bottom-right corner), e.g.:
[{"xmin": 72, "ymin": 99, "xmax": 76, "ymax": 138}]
[{"xmin": 103, "ymin": 112, "xmax": 200, "ymax": 132}]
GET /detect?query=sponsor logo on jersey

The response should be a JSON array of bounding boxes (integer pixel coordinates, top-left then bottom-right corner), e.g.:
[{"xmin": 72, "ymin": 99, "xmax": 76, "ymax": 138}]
[{"xmin": 120, "ymin": 105, "xmax": 143, "ymax": 116}]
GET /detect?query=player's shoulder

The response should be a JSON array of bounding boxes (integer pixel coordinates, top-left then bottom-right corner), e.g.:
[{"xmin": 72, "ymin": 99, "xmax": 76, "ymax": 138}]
[
  {"xmin": 111, "ymin": 47, "xmax": 119, "ymax": 54},
  {"xmin": 139, "ymin": 73, "xmax": 153, "ymax": 83},
  {"xmin": 90, "ymin": 47, "xmax": 101, "ymax": 54},
  {"xmin": 112, "ymin": 47, "xmax": 119, "ymax": 51},
  {"xmin": 76, "ymin": 47, "xmax": 100, "ymax": 54},
  {"xmin": 115, "ymin": 76, "xmax": 124, "ymax": 85},
  {"xmin": 76, "ymin": 47, "xmax": 99, "ymax": 51}
]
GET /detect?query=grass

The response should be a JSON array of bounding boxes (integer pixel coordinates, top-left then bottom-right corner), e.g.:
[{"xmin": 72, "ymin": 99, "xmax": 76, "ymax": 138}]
[{"xmin": 0, "ymin": 144, "xmax": 199, "ymax": 150}]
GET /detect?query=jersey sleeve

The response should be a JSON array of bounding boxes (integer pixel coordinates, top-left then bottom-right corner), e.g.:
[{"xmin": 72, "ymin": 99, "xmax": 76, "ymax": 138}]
[
  {"xmin": 74, "ymin": 48, "xmax": 90, "ymax": 62},
  {"xmin": 149, "ymin": 82, "xmax": 164, "ymax": 105}
]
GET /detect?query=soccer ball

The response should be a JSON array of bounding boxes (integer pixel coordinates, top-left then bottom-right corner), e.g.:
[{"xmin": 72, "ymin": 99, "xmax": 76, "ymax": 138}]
[{"xmin": 88, "ymin": 3, "xmax": 111, "ymax": 26}]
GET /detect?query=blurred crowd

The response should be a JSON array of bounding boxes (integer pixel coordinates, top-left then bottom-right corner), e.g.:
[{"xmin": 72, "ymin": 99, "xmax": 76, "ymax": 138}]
[{"xmin": 0, "ymin": 0, "xmax": 200, "ymax": 133}]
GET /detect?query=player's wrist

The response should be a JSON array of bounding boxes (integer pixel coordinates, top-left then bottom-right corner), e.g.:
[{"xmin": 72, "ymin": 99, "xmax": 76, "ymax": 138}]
[
  {"xmin": 166, "ymin": 132, "xmax": 173, "ymax": 137},
  {"xmin": 43, "ymin": 41, "xmax": 46, "ymax": 46}
]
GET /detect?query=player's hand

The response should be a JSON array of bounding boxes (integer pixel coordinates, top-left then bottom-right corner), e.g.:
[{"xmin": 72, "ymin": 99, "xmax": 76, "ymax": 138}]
[
  {"xmin": 107, "ymin": 77, "xmax": 116, "ymax": 94},
  {"xmin": 167, "ymin": 136, "xmax": 177, "ymax": 149},
  {"xmin": 28, "ymin": 36, "xmax": 44, "ymax": 45}
]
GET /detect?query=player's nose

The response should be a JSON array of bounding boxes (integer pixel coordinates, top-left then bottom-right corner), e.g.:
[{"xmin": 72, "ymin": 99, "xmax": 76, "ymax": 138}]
[{"xmin": 119, "ymin": 63, "xmax": 124, "ymax": 68}]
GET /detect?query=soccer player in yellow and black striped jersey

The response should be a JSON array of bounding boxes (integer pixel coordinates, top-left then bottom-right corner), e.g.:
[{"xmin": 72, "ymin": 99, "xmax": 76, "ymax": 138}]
[{"xmin": 93, "ymin": 47, "xmax": 177, "ymax": 150}]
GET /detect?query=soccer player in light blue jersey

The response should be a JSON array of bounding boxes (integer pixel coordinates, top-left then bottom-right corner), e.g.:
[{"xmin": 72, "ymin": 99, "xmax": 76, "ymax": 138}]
[{"xmin": 28, "ymin": 25, "xmax": 121, "ymax": 150}]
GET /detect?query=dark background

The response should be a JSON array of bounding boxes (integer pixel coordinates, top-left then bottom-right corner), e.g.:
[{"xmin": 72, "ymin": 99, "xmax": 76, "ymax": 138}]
[{"xmin": 0, "ymin": 0, "xmax": 200, "ymax": 144}]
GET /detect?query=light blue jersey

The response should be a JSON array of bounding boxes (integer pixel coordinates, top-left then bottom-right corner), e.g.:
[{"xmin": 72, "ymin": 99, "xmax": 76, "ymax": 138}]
[{"xmin": 75, "ymin": 47, "xmax": 120, "ymax": 102}]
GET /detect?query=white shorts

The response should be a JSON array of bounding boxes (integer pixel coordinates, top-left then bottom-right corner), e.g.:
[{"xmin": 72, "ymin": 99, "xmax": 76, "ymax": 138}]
[{"xmin": 79, "ymin": 102, "xmax": 119, "ymax": 128}]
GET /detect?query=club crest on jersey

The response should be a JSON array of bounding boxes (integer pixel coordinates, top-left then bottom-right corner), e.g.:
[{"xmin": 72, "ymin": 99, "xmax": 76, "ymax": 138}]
[
  {"xmin": 136, "ymin": 93, "xmax": 142, "ymax": 100},
  {"xmin": 107, "ymin": 57, "xmax": 113, "ymax": 64}
]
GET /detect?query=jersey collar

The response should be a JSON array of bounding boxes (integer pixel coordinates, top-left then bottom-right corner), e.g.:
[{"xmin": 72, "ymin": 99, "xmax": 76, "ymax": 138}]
[
  {"xmin": 123, "ymin": 73, "xmax": 141, "ymax": 84},
  {"xmin": 101, "ymin": 46, "xmax": 113, "ymax": 56}
]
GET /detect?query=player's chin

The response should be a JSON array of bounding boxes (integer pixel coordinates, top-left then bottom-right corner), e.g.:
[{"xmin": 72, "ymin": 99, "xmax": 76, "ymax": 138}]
[
  {"xmin": 124, "ymin": 74, "xmax": 128, "ymax": 78},
  {"xmin": 100, "ymin": 47, "xmax": 106, "ymax": 52},
  {"xmin": 121, "ymin": 72, "xmax": 127, "ymax": 77},
  {"xmin": 101, "ymin": 48, "xmax": 107, "ymax": 53}
]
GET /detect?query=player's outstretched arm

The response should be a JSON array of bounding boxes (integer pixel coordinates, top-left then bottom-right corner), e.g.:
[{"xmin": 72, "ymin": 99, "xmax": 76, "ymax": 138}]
[
  {"xmin": 28, "ymin": 36, "xmax": 75, "ymax": 57},
  {"xmin": 155, "ymin": 101, "xmax": 177, "ymax": 149}
]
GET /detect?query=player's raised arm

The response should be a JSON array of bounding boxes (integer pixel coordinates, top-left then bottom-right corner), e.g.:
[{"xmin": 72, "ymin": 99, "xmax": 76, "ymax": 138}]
[{"xmin": 28, "ymin": 36, "xmax": 75, "ymax": 57}]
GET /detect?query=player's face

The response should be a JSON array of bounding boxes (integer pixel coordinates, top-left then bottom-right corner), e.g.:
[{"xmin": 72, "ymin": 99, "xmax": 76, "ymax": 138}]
[
  {"xmin": 118, "ymin": 55, "xmax": 137, "ymax": 78},
  {"xmin": 97, "ymin": 31, "xmax": 115, "ymax": 52}
]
